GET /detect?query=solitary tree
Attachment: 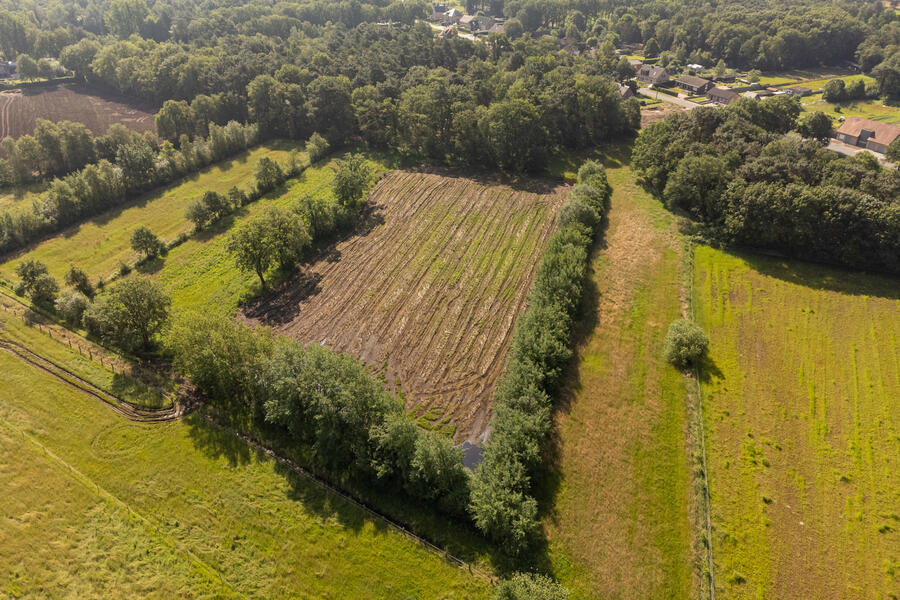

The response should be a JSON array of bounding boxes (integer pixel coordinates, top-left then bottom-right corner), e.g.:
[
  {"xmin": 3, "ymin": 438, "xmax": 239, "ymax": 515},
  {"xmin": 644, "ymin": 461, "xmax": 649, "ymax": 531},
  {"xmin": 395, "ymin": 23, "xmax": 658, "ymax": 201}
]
[
  {"xmin": 84, "ymin": 276, "xmax": 170, "ymax": 352},
  {"xmin": 663, "ymin": 319, "xmax": 709, "ymax": 369},
  {"xmin": 255, "ymin": 156, "xmax": 284, "ymax": 193},
  {"xmin": 227, "ymin": 217, "xmax": 277, "ymax": 288},
  {"xmin": 332, "ymin": 154, "xmax": 372, "ymax": 207},
  {"xmin": 131, "ymin": 225, "xmax": 164, "ymax": 259}
]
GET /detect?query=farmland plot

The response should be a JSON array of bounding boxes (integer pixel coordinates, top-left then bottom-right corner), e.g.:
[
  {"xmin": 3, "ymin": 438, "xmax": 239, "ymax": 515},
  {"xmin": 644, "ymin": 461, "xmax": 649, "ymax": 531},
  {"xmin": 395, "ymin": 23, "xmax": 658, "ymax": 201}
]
[
  {"xmin": 0, "ymin": 83, "xmax": 155, "ymax": 140},
  {"xmin": 694, "ymin": 246, "xmax": 900, "ymax": 599},
  {"xmin": 243, "ymin": 170, "xmax": 567, "ymax": 442}
]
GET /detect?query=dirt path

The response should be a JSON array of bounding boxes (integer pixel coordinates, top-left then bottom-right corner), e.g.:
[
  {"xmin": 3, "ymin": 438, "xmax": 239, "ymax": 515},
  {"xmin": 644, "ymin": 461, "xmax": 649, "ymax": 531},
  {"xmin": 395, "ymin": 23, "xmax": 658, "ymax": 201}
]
[
  {"xmin": 546, "ymin": 157, "xmax": 696, "ymax": 599},
  {"xmin": 0, "ymin": 338, "xmax": 185, "ymax": 422}
]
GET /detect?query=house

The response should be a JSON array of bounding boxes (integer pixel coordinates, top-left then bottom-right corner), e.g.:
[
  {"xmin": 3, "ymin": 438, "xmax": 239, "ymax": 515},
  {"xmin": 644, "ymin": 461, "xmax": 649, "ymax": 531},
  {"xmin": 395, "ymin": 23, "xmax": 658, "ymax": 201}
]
[
  {"xmin": 785, "ymin": 86, "xmax": 812, "ymax": 97},
  {"xmin": 834, "ymin": 117, "xmax": 900, "ymax": 154},
  {"xmin": 628, "ymin": 58, "xmax": 643, "ymax": 69},
  {"xmin": 714, "ymin": 73, "xmax": 736, "ymax": 83},
  {"xmin": 618, "ymin": 83, "xmax": 634, "ymax": 99},
  {"xmin": 443, "ymin": 8, "xmax": 462, "ymax": 24},
  {"xmin": 486, "ymin": 23, "xmax": 505, "ymax": 34},
  {"xmin": 708, "ymin": 87, "xmax": 739, "ymax": 105},
  {"xmin": 430, "ymin": 3, "xmax": 448, "ymax": 20},
  {"xmin": 459, "ymin": 14, "xmax": 493, "ymax": 32},
  {"xmin": 675, "ymin": 75, "xmax": 713, "ymax": 95},
  {"xmin": 743, "ymin": 89, "xmax": 774, "ymax": 99},
  {"xmin": 636, "ymin": 64, "xmax": 669, "ymax": 85}
]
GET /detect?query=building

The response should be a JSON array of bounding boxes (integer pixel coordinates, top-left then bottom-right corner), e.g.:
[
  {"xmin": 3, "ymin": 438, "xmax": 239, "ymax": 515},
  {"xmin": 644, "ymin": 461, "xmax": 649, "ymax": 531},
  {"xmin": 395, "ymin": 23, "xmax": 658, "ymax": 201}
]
[
  {"xmin": 0, "ymin": 61, "xmax": 15, "ymax": 78},
  {"xmin": 675, "ymin": 75, "xmax": 713, "ymax": 95},
  {"xmin": 714, "ymin": 73, "xmax": 736, "ymax": 83},
  {"xmin": 443, "ymin": 8, "xmax": 462, "ymax": 24},
  {"xmin": 785, "ymin": 86, "xmax": 812, "ymax": 97},
  {"xmin": 687, "ymin": 63, "xmax": 704, "ymax": 70},
  {"xmin": 628, "ymin": 58, "xmax": 643, "ymax": 69},
  {"xmin": 834, "ymin": 117, "xmax": 900, "ymax": 154},
  {"xmin": 618, "ymin": 83, "xmax": 634, "ymax": 99},
  {"xmin": 636, "ymin": 64, "xmax": 669, "ymax": 85},
  {"xmin": 708, "ymin": 87, "xmax": 739, "ymax": 105}
]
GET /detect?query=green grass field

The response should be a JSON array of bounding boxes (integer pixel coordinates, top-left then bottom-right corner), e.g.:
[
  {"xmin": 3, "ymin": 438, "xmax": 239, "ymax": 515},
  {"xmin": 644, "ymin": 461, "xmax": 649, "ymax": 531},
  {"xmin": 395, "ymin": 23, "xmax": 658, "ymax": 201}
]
[
  {"xmin": 149, "ymin": 153, "xmax": 393, "ymax": 317},
  {"xmin": 0, "ymin": 183, "xmax": 47, "ymax": 215},
  {"xmin": 694, "ymin": 246, "xmax": 900, "ymax": 599},
  {"xmin": 545, "ymin": 147, "xmax": 695, "ymax": 600},
  {"xmin": 0, "ymin": 349, "xmax": 492, "ymax": 598},
  {"xmin": 0, "ymin": 141, "xmax": 302, "ymax": 282}
]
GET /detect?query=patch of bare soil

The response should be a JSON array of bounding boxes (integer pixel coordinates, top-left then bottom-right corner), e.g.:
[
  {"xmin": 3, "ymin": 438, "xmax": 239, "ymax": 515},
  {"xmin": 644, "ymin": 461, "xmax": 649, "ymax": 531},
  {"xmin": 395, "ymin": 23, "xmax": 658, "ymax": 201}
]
[
  {"xmin": 641, "ymin": 102, "xmax": 687, "ymax": 127},
  {"xmin": 242, "ymin": 170, "xmax": 567, "ymax": 442}
]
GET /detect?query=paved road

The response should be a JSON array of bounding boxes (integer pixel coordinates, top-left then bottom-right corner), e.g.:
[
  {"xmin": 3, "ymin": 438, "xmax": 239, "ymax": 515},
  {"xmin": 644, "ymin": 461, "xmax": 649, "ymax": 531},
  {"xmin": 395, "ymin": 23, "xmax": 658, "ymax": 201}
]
[
  {"xmin": 827, "ymin": 138, "xmax": 896, "ymax": 168},
  {"xmin": 637, "ymin": 88, "xmax": 700, "ymax": 110}
]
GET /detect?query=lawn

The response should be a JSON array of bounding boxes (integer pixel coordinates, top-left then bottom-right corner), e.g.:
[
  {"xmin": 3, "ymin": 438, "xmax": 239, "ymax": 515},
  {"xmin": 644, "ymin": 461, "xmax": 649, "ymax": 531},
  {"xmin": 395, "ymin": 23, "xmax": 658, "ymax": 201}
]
[
  {"xmin": 802, "ymin": 95, "xmax": 900, "ymax": 126},
  {"xmin": 0, "ymin": 141, "xmax": 302, "ymax": 282},
  {"xmin": 545, "ymin": 146, "xmax": 696, "ymax": 600},
  {"xmin": 694, "ymin": 246, "xmax": 900, "ymax": 599},
  {"xmin": 0, "ymin": 349, "xmax": 493, "ymax": 599}
]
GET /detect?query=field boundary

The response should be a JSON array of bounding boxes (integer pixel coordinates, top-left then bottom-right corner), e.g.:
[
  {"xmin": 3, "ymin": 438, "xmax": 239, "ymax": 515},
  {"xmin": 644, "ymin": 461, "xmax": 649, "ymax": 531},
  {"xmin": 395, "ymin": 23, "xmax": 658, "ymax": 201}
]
[{"xmin": 684, "ymin": 241, "xmax": 716, "ymax": 600}]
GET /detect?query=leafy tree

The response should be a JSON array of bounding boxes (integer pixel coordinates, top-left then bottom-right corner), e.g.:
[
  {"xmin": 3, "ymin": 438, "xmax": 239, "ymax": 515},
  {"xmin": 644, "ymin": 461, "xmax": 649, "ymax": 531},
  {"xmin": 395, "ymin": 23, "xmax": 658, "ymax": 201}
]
[
  {"xmin": 155, "ymin": 100, "xmax": 195, "ymax": 142},
  {"xmin": 504, "ymin": 18, "xmax": 524, "ymax": 39},
  {"xmin": 644, "ymin": 37, "xmax": 660, "ymax": 57},
  {"xmin": 747, "ymin": 69, "xmax": 761, "ymax": 83},
  {"xmin": 332, "ymin": 154, "xmax": 372, "ymax": 207},
  {"xmin": 55, "ymin": 289, "xmax": 89, "ymax": 326},
  {"xmin": 227, "ymin": 216, "xmax": 277, "ymax": 288},
  {"xmin": 255, "ymin": 156, "xmax": 284, "ymax": 194},
  {"xmin": 64, "ymin": 265, "xmax": 94, "ymax": 298},
  {"xmin": 60, "ymin": 39, "xmax": 101, "ymax": 82},
  {"xmin": 887, "ymin": 136, "xmax": 900, "ymax": 164},
  {"xmin": 84, "ymin": 276, "xmax": 170, "ymax": 352},
  {"xmin": 15, "ymin": 259, "xmax": 49, "ymax": 295},
  {"xmin": 186, "ymin": 199, "xmax": 213, "ymax": 230},
  {"xmin": 872, "ymin": 53, "xmax": 900, "ymax": 99},
  {"xmin": 481, "ymin": 98, "xmax": 547, "ymax": 172},
  {"xmin": 15, "ymin": 53, "xmax": 38, "ymax": 80},
  {"xmin": 104, "ymin": 0, "xmax": 149, "ymax": 38},
  {"xmin": 130, "ymin": 225, "xmax": 164, "ymax": 259},
  {"xmin": 495, "ymin": 573, "xmax": 569, "ymax": 600},
  {"xmin": 30, "ymin": 273, "xmax": 60, "ymax": 307},
  {"xmin": 797, "ymin": 111, "xmax": 833, "ymax": 144},
  {"xmin": 663, "ymin": 154, "xmax": 731, "ymax": 221},
  {"xmin": 263, "ymin": 206, "xmax": 311, "ymax": 270},
  {"xmin": 823, "ymin": 78, "xmax": 846, "ymax": 103},
  {"xmin": 227, "ymin": 186, "xmax": 248, "ymax": 209},
  {"xmin": 663, "ymin": 319, "xmax": 709, "ymax": 369},
  {"xmin": 116, "ymin": 140, "xmax": 156, "ymax": 190},
  {"xmin": 306, "ymin": 132, "xmax": 330, "ymax": 163}
]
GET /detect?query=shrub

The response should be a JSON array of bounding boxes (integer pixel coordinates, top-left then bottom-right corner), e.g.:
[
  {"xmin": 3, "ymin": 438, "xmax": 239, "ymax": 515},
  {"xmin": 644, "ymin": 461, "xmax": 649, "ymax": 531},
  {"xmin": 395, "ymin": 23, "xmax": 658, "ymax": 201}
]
[
  {"xmin": 64, "ymin": 264, "xmax": 94, "ymax": 298},
  {"xmin": 306, "ymin": 132, "xmax": 330, "ymax": 163},
  {"xmin": 495, "ymin": 573, "xmax": 569, "ymax": 600},
  {"xmin": 55, "ymin": 289, "xmax": 89, "ymax": 326},
  {"xmin": 663, "ymin": 319, "xmax": 709, "ymax": 369}
]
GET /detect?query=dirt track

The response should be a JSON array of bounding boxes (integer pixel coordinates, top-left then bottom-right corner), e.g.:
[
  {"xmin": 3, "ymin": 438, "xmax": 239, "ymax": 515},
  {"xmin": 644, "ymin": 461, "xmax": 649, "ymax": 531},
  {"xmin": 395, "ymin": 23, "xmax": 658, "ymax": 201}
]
[
  {"xmin": 243, "ymin": 170, "xmax": 567, "ymax": 442},
  {"xmin": 0, "ymin": 83, "xmax": 155, "ymax": 140}
]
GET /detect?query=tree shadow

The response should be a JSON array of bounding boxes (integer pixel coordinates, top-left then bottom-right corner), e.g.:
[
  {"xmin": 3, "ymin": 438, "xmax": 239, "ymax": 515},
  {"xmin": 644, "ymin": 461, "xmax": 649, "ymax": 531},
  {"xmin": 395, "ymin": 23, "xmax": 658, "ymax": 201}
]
[
  {"xmin": 184, "ymin": 412, "xmax": 260, "ymax": 468},
  {"xmin": 135, "ymin": 255, "xmax": 164, "ymax": 275},
  {"xmin": 730, "ymin": 248, "xmax": 900, "ymax": 300},
  {"xmin": 696, "ymin": 354, "xmax": 724, "ymax": 384}
]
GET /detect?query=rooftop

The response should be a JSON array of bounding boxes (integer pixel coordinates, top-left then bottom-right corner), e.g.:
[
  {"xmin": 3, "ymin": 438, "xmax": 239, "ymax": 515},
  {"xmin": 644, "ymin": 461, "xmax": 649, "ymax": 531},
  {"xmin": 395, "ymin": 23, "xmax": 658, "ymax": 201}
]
[{"xmin": 835, "ymin": 117, "xmax": 900, "ymax": 145}]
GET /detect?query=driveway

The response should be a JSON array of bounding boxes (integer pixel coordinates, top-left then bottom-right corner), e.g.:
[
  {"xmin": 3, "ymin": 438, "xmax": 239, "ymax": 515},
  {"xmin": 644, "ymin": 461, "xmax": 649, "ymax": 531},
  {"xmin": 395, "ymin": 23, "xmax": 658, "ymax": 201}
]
[
  {"xmin": 827, "ymin": 138, "xmax": 896, "ymax": 168},
  {"xmin": 637, "ymin": 88, "xmax": 699, "ymax": 110}
]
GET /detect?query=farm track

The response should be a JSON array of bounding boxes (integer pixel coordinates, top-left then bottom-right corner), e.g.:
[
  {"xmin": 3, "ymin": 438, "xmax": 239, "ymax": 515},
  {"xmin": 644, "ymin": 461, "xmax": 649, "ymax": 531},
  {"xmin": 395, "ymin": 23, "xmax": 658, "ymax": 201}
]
[
  {"xmin": 243, "ymin": 170, "xmax": 567, "ymax": 442},
  {"xmin": 0, "ymin": 337, "xmax": 183, "ymax": 422},
  {"xmin": 0, "ymin": 92, "xmax": 16, "ymax": 139}
]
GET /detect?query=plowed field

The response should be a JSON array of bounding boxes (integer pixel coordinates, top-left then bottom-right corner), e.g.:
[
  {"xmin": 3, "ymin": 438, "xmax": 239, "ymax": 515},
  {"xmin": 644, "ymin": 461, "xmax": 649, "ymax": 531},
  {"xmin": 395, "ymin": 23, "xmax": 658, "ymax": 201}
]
[
  {"xmin": 0, "ymin": 83, "xmax": 154, "ymax": 140},
  {"xmin": 243, "ymin": 170, "xmax": 567, "ymax": 442}
]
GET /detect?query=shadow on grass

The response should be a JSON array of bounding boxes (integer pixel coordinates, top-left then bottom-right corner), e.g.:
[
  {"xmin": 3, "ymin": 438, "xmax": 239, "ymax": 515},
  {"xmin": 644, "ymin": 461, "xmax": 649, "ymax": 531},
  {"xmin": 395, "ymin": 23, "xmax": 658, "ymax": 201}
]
[{"xmin": 727, "ymin": 248, "xmax": 900, "ymax": 300}]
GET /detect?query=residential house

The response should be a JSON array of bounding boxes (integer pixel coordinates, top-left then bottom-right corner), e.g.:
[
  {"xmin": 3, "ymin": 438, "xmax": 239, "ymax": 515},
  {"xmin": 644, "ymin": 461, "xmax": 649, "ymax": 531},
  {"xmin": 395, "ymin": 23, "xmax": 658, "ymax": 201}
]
[
  {"xmin": 460, "ymin": 15, "xmax": 493, "ymax": 32},
  {"xmin": 628, "ymin": 59, "xmax": 643, "ymax": 69},
  {"xmin": 708, "ymin": 87, "xmax": 739, "ymax": 105},
  {"xmin": 785, "ymin": 86, "xmax": 812, "ymax": 97},
  {"xmin": 714, "ymin": 73, "xmax": 736, "ymax": 83},
  {"xmin": 618, "ymin": 83, "xmax": 634, "ymax": 99},
  {"xmin": 675, "ymin": 75, "xmax": 713, "ymax": 95},
  {"xmin": 486, "ymin": 23, "xmax": 504, "ymax": 34},
  {"xmin": 443, "ymin": 8, "xmax": 462, "ymax": 24},
  {"xmin": 636, "ymin": 64, "xmax": 669, "ymax": 85},
  {"xmin": 430, "ymin": 3, "xmax": 448, "ymax": 20},
  {"xmin": 834, "ymin": 117, "xmax": 900, "ymax": 154},
  {"xmin": 742, "ymin": 89, "xmax": 774, "ymax": 99}
]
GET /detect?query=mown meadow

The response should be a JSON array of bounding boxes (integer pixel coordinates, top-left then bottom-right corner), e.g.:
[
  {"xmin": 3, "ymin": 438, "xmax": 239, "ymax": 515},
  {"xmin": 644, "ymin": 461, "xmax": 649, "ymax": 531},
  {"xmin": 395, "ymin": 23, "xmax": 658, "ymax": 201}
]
[
  {"xmin": 694, "ymin": 246, "xmax": 900, "ymax": 599},
  {"xmin": 0, "ymin": 348, "xmax": 492, "ymax": 599},
  {"xmin": 0, "ymin": 141, "xmax": 302, "ymax": 283}
]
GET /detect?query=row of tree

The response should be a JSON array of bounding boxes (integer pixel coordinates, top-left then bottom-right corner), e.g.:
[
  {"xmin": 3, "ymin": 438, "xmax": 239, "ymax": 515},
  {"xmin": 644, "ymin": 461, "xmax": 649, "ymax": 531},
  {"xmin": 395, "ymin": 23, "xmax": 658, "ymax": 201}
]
[
  {"xmin": 0, "ymin": 121, "xmax": 258, "ymax": 256},
  {"xmin": 469, "ymin": 161, "xmax": 612, "ymax": 555},
  {"xmin": 633, "ymin": 100, "xmax": 900, "ymax": 273}
]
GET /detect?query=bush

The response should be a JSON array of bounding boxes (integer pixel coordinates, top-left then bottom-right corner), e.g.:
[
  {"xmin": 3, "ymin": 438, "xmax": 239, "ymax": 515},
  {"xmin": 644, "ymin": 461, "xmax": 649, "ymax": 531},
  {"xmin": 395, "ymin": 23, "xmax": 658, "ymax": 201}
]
[
  {"xmin": 663, "ymin": 319, "xmax": 709, "ymax": 369},
  {"xmin": 55, "ymin": 289, "xmax": 89, "ymax": 326},
  {"xmin": 495, "ymin": 573, "xmax": 569, "ymax": 600},
  {"xmin": 64, "ymin": 264, "xmax": 94, "ymax": 298},
  {"xmin": 306, "ymin": 132, "xmax": 330, "ymax": 163}
]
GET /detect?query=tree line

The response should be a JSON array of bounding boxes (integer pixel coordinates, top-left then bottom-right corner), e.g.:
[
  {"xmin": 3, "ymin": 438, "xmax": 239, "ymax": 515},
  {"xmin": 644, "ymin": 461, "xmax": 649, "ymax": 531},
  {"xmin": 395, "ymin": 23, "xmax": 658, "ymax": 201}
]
[
  {"xmin": 470, "ymin": 161, "xmax": 612, "ymax": 555},
  {"xmin": 633, "ymin": 98, "xmax": 900, "ymax": 274},
  {"xmin": 0, "ymin": 120, "xmax": 258, "ymax": 256}
]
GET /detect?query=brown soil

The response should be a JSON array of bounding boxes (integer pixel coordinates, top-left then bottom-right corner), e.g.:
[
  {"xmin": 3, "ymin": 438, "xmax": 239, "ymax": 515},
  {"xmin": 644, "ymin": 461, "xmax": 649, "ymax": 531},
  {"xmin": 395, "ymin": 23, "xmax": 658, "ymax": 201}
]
[
  {"xmin": 242, "ymin": 169, "xmax": 567, "ymax": 442},
  {"xmin": 641, "ymin": 102, "xmax": 687, "ymax": 127},
  {"xmin": 0, "ymin": 83, "xmax": 155, "ymax": 140}
]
